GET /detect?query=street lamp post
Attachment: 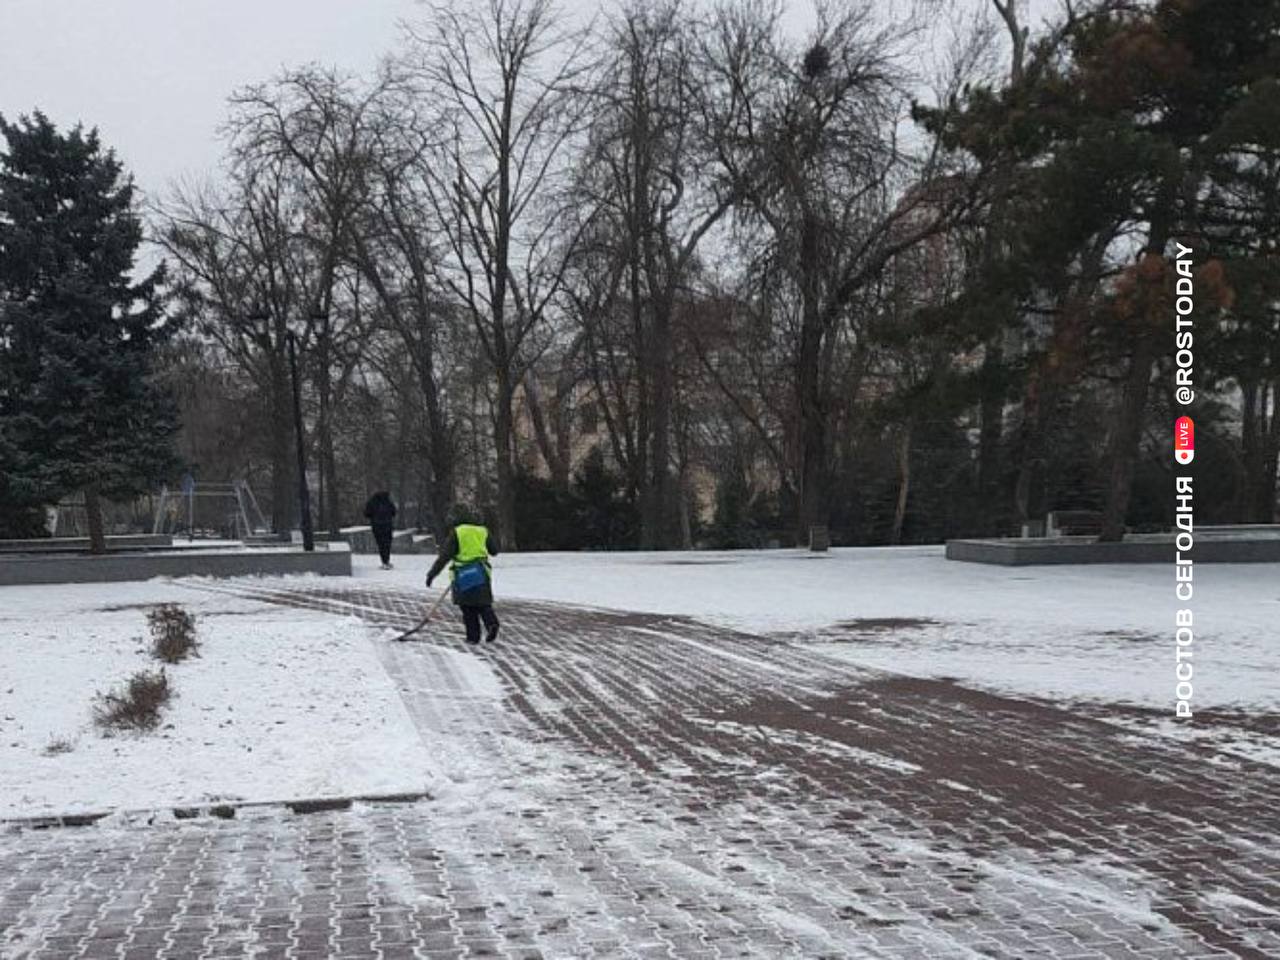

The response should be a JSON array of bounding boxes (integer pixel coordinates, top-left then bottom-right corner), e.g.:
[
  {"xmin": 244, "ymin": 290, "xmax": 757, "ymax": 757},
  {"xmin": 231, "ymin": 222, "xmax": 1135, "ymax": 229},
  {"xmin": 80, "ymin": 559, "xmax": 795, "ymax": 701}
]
[{"xmin": 287, "ymin": 329, "xmax": 315, "ymax": 552}]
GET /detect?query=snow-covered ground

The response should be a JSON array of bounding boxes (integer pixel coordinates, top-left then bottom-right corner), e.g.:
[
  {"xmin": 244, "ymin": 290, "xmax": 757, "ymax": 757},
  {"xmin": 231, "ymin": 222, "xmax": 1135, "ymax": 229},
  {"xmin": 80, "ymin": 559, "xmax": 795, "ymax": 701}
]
[
  {"xmin": 3, "ymin": 544, "xmax": 1275, "ymax": 818},
  {"xmin": 356, "ymin": 546, "xmax": 1279, "ymax": 714},
  {"xmin": 0, "ymin": 580, "xmax": 433, "ymax": 820}
]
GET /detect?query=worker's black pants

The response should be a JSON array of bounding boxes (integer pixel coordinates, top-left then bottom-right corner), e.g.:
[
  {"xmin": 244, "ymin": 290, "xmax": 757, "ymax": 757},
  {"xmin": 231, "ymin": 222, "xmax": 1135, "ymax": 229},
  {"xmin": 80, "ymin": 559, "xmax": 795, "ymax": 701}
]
[
  {"xmin": 372, "ymin": 525, "xmax": 393, "ymax": 564},
  {"xmin": 461, "ymin": 605, "xmax": 499, "ymax": 644}
]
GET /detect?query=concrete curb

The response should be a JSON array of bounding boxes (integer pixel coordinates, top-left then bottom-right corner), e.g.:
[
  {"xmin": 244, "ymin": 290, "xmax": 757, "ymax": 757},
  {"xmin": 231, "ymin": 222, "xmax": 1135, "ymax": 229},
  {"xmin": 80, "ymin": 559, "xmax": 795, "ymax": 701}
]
[
  {"xmin": 0, "ymin": 544, "xmax": 352, "ymax": 585},
  {"xmin": 946, "ymin": 534, "xmax": 1280, "ymax": 565},
  {"xmin": 2, "ymin": 789, "xmax": 432, "ymax": 832},
  {"xmin": 0, "ymin": 534, "xmax": 174, "ymax": 554}
]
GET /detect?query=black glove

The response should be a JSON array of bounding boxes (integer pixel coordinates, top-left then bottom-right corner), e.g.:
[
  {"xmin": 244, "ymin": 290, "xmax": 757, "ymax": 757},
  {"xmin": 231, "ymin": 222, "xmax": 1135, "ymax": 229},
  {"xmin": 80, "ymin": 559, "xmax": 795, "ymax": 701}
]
[{"xmin": 426, "ymin": 573, "xmax": 435, "ymax": 588}]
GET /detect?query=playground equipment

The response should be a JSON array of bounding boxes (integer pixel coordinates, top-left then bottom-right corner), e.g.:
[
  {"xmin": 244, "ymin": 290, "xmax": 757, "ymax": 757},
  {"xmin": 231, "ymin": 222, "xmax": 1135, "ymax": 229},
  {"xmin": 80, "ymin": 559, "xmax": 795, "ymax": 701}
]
[{"xmin": 151, "ymin": 480, "xmax": 271, "ymax": 540}]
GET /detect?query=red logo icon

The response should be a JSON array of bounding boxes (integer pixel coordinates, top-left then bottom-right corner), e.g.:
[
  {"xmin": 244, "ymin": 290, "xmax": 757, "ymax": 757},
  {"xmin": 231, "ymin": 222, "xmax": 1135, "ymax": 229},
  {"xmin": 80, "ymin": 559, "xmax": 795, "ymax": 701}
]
[{"xmin": 1174, "ymin": 416, "xmax": 1194, "ymax": 465}]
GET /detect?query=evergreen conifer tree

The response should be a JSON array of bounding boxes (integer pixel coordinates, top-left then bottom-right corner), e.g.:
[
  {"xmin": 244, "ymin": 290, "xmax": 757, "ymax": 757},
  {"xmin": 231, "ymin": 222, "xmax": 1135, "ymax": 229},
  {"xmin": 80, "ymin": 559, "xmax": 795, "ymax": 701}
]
[{"xmin": 0, "ymin": 112, "xmax": 179, "ymax": 550}]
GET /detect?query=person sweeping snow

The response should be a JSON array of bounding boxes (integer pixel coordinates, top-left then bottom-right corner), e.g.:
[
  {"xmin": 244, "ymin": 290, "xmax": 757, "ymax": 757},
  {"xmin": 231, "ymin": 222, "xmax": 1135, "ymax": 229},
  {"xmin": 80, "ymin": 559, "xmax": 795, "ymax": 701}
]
[{"xmin": 426, "ymin": 504, "xmax": 500, "ymax": 645}]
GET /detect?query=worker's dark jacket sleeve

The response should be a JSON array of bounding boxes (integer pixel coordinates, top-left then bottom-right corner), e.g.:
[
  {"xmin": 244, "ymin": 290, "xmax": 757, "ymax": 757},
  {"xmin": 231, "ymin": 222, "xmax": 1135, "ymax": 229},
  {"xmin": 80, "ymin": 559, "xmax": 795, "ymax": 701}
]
[{"xmin": 427, "ymin": 531, "xmax": 458, "ymax": 583}]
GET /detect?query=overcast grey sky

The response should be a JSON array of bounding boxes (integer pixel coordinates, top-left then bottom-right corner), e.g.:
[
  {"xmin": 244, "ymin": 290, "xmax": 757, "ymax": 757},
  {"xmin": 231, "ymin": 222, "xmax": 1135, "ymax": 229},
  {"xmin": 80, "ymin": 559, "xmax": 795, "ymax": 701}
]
[
  {"xmin": 2, "ymin": 1, "xmax": 1058, "ymax": 203},
  {"xmin": 1, "ymin": 0, "xmax": 417, "ymax": 198}
]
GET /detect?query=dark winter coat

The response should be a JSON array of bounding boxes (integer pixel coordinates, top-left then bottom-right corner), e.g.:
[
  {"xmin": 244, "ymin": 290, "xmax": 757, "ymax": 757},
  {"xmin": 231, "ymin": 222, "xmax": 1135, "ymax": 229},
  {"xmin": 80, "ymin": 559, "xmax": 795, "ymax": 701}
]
[
  {"xmin": 364, "ymin": 492, "xmax": 397, "ymax": 531},
  {"xmin": 427, "ymin": 525, "xmax": 501, "ymax": 607}
]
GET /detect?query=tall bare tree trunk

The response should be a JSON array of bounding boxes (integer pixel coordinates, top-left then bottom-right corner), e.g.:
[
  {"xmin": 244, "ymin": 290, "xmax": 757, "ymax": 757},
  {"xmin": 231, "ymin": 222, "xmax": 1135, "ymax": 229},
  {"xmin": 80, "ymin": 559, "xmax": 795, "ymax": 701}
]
[
  {"xmin": 1263, "ymin": 380, "xmax": 1280, "ymax": 521},
  {"xmin": 317, "ymin": 373, "xmax": 340, "ymax": 537},
  {"xmin": 1240, "ymin": 381, "xmax": 1260, "ymax": 521},
  {"xmin": 1099, "ymin": 333, "xmax": 1157, "ymax": 541},
  {"xmin": 1099, "ymin": 210, "xmax": 1171, "ymax": 542},
  {"xmin": 796, "ymin": 330, "xmax": 829, "ymax": 543},
  {"xmin": 642, "ymin": 296, "xmax": 674, "ymax": 549},
  {"xmin": 678, "ymin": 470, "xmax": 694, "ymax": 549},
  {"xmin": 494, "ymin": 373, "xmax": 518, "ymax": 549},
  {"xmin": 892, "ymin": 426, "xmax": 912, "ymax": 545},
  {"xmin": 796, "ymin": 215, "xmax": 829, "ymax": 545},
  {"xmin": 1014, "ymin": 373, "xmax": 1056, "ymax": 534},
  {"xmin": 524, "ymin": 372, "xmax": 569, "ymax": 490},
  {"xmin": 421, "ymin": 369, "xmax": 455, "ymax": 540},
  {"xmin": 321, "ymin": 422, "xmax": 339, "ymax": 535},
  {"xmin": 84, "ymin": 486, "xmax": 107, "ymax": 554},
  {"xmin": 1014, "ymin": 241, "xmax": 1106, "ymax": 531},
  {"xmin": 974, "ymin": 0, "xmax": 1027, "ymax": 534},
  {"xmin": 976, "ymin": 336, "xmax": 1005, "ymax": 532},
  {"xmin": 268, "ymin": 358, "xmax": 293, "ymax": 535}
]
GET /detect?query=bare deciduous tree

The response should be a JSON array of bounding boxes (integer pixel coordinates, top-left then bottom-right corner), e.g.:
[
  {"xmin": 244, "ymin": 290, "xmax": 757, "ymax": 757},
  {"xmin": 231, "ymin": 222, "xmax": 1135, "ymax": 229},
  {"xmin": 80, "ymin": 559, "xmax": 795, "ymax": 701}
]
[
  {"xmin": 704, "ymin": 0, "xmax": 980, "ymax": 542},
  {"xmin": 404, "ymin": 0, "xmax": 591, "ymax": 548},
  {"xmin": 224, "ymin": 66, "xmax": 392, "ymax": 534},
  {"xmin": 346, "ymin": 79, "xmax": 462, "ymax": 536},
  {"xmin": 566, "ymin": 0, "xmax": 749, "ymax": 547},
  {"xmin": 158, "ymin": 160, "xmax": 311, "ymax": 533}
]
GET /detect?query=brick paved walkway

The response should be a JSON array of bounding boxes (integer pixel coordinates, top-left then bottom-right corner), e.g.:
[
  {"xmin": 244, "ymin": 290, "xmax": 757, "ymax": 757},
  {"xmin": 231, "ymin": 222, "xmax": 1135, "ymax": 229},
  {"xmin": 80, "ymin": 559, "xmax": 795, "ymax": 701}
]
[{"xmin": 3, "ymin": 580, "xmax": 1278, "ymax": 959}]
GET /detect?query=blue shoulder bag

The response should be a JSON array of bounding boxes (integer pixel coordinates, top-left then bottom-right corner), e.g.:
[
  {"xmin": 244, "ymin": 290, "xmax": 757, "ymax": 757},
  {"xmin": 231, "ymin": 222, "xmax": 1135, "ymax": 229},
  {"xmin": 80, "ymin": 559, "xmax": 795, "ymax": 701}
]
[{"xmin": 452, "ymin": 560, "xmax": 489, "ymax": 596}]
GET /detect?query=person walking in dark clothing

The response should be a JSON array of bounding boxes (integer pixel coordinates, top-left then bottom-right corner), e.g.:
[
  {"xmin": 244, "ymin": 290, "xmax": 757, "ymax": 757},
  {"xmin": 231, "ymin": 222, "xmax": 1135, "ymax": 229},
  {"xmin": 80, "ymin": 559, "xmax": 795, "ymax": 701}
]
[
  {"xmin": 363, "ymin": 491, "xmax": 397, "ymax": 570},
  {"xmin": 426, "ymin": 503, "xmax": 500, "ymax": 645}
]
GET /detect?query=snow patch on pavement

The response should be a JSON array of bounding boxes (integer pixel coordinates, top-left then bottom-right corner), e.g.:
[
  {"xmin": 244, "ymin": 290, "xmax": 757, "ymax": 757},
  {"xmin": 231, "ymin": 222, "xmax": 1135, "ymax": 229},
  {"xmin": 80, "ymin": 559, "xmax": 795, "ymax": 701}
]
[
  {"xmin": 884, "ymin": 833, "xmax": 1176, "ymax": 931},
  {"xmin": 1201, "ymin": 889, "xmax": 1280, "ymax": 918},
  {"xmin": 690, "ymin": 716, "xmax": 921, "ymax": 775}
]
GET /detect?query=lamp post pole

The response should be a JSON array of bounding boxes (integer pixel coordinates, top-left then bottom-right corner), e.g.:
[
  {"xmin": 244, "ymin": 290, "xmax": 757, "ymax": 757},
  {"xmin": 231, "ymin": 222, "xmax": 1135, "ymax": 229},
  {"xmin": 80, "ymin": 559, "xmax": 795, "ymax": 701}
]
[{"xmin": 287, "ymin": 329, "xmax": 315, "ymax": 552}]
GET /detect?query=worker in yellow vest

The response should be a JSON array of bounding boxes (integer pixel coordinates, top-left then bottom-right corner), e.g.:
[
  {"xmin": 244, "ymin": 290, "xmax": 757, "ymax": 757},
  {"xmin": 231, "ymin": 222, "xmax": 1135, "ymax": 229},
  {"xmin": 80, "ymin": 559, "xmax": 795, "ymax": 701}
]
[{"xmin": 426, "ymin": 503, "xmax": 500, "ymax": 644}]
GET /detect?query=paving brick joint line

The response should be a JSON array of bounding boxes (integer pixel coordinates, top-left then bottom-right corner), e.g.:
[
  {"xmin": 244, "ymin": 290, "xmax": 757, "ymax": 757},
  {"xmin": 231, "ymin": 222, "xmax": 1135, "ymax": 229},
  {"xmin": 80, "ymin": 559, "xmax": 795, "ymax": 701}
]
[{"xmin": 3, "ymin": 579, "xmax": 1277, "ymax": 959}]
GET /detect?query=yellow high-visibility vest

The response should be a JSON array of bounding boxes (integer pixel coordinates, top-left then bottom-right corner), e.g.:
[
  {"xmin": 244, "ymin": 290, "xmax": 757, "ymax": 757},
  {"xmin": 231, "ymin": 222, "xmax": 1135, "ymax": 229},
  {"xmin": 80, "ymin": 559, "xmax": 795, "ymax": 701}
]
[{"xmin": 452, "ymin": 523, "xmax": 491, "ymax": 578}]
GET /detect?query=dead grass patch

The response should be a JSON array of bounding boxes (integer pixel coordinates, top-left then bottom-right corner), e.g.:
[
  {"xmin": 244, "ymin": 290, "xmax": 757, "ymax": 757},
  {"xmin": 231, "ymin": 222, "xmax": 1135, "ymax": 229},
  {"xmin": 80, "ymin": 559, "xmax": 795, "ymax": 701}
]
[
  {"xmin": 93, "ymin": 669, "xmax": 172, "ymax": 733},
  {"xmin": 43, "ymin": 737, "xmax": 75, "ymax": 756},
  {"xmin": 147, "ymin": 604, "xmax": 199, "ymax": 663}
]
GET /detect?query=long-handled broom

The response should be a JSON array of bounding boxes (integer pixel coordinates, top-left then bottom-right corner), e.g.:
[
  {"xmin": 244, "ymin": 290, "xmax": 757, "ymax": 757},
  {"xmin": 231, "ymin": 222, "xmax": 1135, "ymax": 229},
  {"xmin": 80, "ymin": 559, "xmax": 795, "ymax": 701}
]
[{"xmin": 390, "ymin": 582, "xmax": 451, "ymax": 642}]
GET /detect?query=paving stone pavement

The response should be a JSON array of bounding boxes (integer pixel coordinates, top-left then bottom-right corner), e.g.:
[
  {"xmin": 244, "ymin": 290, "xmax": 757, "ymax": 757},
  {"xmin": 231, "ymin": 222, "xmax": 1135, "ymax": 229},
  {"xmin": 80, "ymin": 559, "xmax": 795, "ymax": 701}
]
[{"xmin": 3, "ymin": 580, "xmax": 1278, "ymax": 959}]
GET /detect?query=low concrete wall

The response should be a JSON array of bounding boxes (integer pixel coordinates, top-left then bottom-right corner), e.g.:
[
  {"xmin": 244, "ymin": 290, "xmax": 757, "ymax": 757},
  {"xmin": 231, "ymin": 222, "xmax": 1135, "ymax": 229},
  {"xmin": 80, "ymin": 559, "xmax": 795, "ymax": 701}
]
[
  {"xmin": 946, "ymin": 534, "xmax": 1280, "ymax": 565},
  {"xmin": 0, "ymin": 545, "xmax": 351, "ymax": 586},
  {"xmin": 0, "ymin": 534, "xmax": 174, "ymax": 554},
  {"xmin": 329, "ymin": 527, "xmax": 434, "ymax": 555}
]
